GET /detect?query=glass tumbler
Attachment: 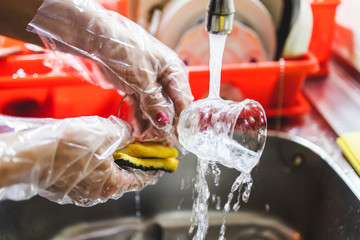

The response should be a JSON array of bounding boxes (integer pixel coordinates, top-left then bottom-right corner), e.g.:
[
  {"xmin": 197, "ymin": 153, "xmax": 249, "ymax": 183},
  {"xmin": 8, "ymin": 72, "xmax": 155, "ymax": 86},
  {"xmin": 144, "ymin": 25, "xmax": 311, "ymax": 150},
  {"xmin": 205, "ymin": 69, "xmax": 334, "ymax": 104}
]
[{"xmin": 177, "ymin": 98, "xmax": 267, "ymax": 173}]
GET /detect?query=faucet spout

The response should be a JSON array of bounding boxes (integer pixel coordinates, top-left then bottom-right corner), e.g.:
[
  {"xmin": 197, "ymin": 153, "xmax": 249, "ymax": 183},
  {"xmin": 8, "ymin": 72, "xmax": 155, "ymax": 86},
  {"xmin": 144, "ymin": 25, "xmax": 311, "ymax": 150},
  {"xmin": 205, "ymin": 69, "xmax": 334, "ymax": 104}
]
[{"xmin": 206, "ymin": 0, "xmax": 235, "ymax": 35}]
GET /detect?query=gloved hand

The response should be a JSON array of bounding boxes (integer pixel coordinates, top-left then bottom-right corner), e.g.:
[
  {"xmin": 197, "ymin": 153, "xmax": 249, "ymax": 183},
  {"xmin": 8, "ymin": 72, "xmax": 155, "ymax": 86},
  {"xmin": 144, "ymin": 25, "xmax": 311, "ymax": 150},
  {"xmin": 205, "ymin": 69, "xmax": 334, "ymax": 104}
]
[
  {"xmin": 27, "ymin": 0, "xmax": 193, "ymax": 142},
  {"xmin": 0, "ymin": 115, "xmax": 162, "ymax": 207}
]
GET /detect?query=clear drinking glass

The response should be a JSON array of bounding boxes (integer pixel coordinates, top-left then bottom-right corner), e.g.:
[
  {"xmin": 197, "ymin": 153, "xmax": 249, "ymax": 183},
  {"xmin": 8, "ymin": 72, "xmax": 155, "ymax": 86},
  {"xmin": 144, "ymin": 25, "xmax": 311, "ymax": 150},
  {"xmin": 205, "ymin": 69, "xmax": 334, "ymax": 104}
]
[
  {"xmin": 177, "ymin": 33, "xmax": 267, "ymax": 173},
  {"xmin": 177, "ymin": 97, "xmax": 267, "ymax": 173}
]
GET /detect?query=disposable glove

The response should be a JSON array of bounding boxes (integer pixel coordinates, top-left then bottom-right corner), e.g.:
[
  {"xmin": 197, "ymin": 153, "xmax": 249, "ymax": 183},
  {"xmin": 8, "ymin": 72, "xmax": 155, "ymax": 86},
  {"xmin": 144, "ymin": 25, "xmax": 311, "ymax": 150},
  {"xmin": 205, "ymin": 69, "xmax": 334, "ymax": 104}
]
[
  {"xmin": 27, "ymin": 0, "xmax": 193, "ymax": 142},
  {"xmin": 0, "ymin": 115, "xmax": 162, "ymax": 207}
]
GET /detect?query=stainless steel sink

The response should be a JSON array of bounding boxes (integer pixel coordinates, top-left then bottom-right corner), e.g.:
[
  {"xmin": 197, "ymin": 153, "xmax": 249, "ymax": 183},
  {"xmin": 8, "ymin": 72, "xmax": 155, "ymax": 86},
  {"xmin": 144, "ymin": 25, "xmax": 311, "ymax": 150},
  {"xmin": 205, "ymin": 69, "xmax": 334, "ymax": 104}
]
[{"xmin": 0, "ymin": 132, "xmax": 359, "ymax": 240}]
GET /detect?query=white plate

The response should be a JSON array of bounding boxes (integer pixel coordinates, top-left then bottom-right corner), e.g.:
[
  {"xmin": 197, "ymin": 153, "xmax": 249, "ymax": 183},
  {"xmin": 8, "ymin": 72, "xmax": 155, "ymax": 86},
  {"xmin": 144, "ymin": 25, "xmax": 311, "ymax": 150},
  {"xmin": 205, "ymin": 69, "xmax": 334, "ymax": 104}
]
[
  {"xmin": 175, "ymin": 20, "xmax": 267, "ymax": 65},
  {"xmin": 282, "ymin": 0, "xmax": 313, "ymax": 58},
  {"xmin": 156, "ymin": 0, "xmax": 205, "ymax": 49},
  {"xmin": 156, "ymin": 0, "xmax": 276, "ymax": 61},
  {"xmin": 233, "ymin": 0, "xmax": 276, "ymax": 60}
]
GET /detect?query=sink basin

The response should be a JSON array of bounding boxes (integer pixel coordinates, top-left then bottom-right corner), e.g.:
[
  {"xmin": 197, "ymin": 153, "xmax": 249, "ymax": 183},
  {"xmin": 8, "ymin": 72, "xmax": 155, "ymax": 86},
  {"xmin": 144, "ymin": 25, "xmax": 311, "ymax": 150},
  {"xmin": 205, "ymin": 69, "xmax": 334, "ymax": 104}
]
[{"xmin": 0, "ymin": 132, "xmax": 359, "ymax": 239}]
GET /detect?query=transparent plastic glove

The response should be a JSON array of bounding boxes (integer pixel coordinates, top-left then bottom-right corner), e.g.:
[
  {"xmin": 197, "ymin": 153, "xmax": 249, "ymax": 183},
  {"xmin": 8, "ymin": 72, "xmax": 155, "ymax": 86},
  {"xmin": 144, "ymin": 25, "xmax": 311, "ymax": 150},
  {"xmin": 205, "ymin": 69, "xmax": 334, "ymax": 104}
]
[
  {"xmin": 0, "ymin": 115, "xmax": 162, "ymax": 207},
  {"xmin": 27, "ymin": 0, "xmax": 193, "ymax": 142}
]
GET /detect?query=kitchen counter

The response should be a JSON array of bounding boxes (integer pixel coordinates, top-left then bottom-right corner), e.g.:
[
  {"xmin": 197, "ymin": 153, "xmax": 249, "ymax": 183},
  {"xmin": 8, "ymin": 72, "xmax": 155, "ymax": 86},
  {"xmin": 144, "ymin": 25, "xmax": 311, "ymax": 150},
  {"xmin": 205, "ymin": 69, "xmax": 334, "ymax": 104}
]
[{"xmin": 271, "ymin": 55, "xmax": 360, "ymax": 200}]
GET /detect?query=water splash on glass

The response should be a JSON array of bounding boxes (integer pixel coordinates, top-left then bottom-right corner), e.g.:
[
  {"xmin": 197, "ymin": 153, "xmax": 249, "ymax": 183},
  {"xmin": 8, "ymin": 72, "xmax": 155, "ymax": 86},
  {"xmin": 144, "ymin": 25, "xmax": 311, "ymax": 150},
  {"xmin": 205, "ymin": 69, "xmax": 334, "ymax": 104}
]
[
  {"xmin": 177, "ymin": 33, "xmax": 267, "ymax": 240},
  {"xmin": 224, "ymin": 173, "xmax": 253, "ymax": 213},
  {"xmin": 210, "ymin": 162, "xmax": 221, "ymax": 186}
]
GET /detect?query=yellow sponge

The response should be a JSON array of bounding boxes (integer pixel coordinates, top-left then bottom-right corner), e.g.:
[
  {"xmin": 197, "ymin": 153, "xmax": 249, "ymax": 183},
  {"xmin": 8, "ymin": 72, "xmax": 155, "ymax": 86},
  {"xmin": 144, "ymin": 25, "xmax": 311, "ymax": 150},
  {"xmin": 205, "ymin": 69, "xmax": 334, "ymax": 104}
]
[
  {"xmin": 337, "ymin": 132, "xmax": 360, "ymax": 176},
  {"xmin": 118, "ymin": 142, "xmax": 178, "ymax": 159},
  {"xmin": 113, "ymin": 143, "xmax": 179, "ymax": 173}
]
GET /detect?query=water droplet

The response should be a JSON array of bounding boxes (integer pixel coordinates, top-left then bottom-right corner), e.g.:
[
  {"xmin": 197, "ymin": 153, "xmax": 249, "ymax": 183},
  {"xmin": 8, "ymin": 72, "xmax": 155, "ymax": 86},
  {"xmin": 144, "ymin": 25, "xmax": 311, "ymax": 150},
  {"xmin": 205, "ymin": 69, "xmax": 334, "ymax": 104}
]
[
  {"xmin": 231, "ymin": 175, "xmax": 244, "ymax": 193},
  {"xmin": 233, "ymin": 187, "xmax": 242, "ymax": 212},
  {"xmin": 244, "ymin": 119, "xmax": 249, "ymax": 126},
  {"xmin": 242, "ymin": 178, "xmax": 253, "ymax": 203},
  {"xmin": 180, "ymin": 179, "xmax": 185, "ymax": 190},
  {"xmin": 224, "ymin": 192, "xmax": 233, "ymax": 212},
  {"xmin": 249, "ymin": 116, "xmax": 256, "ymax": 125},
  {"xmin": 211, "ymin": 162, "xmax": 221, "ymax": 186},
  {"xmin": 135, "ymin": 192, "xmax": 141, "ymax": 221},
  {"xmin": 212, "ymin": 193, "xmax": 217, "ymax": 203},
  {"xmin": 233, "ymin": 203, "xmax": 240, "ymax": 211},
  {"xmin": 190, "ymin": 158, "xmax": 210, "ymax": 239},
  {"xmin": 16, "ymin": 68, "xmax": 26, "ymax": 78},
  {"xmin": 177, "ymin": 198, "xmax": 183, "ymax": 210},
  {"xmin": 265, "ymin": 203, "xmax": 270, "ymax": 212},
  {"xmin": 216, "ymin": 196, "xmax": 221, "ymax": 210},
  {"xmin": 219, "ymin": 218, "xmax": 227, "ymax": 240}
]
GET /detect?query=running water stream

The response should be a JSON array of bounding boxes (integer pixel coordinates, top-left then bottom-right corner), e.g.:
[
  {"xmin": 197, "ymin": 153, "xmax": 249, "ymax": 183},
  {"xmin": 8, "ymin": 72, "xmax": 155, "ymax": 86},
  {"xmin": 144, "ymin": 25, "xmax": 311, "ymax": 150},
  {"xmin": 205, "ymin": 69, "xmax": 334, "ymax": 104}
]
[
  {"xmin": 188, "ymin": 34, "xmax": 227, "ymax": 240},
  {"xmin": 183, "ymin": 33, "xmax": 264, "ymax": 240},
  {"xmin": 208, "ymin": 34, "xmax": 227, "ymax": 99}
]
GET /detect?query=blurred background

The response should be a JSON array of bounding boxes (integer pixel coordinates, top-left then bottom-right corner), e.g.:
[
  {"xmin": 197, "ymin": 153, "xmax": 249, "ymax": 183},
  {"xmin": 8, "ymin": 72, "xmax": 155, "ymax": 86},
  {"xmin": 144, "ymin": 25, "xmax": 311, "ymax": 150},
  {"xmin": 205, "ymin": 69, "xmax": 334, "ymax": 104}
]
[
  {"xmin": 1, "ymin": 0, "xmax": 358, "ymax": 120},
  {"xmin": 1, "ymin": 1, "xmax": 360, "ymax": 239}
]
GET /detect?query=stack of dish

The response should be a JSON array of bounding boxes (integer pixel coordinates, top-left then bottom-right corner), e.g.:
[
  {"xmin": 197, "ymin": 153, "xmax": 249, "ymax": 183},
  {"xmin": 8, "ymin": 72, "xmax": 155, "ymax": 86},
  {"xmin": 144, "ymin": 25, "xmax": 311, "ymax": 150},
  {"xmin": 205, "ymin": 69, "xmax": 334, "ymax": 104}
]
[{"xmin": 131, "ymin": 0, "xmax": 313, "ymax": 66}]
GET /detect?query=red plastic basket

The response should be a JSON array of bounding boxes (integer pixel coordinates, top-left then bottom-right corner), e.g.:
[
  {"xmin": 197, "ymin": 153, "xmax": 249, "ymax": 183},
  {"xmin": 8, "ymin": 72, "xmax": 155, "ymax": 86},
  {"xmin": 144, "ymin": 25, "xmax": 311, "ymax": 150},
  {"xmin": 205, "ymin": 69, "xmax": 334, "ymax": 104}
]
[
  {"xmin": 0, "ymin": 37, "xmax": 123, "ymax": 118},
  {"xmin": 188, "ymin": 53, "xmax": 318, "ymax": 116},
  {"xmin": 309, "ymin": 0, "xmax": 341, "ymax": 75},
  {"xmin": 1, "ymin": 0, "xmax": 323, "ymax": 119},
  {"xmin": 0, "ymin": 33, "xmax": 318, "ymax": 119}
]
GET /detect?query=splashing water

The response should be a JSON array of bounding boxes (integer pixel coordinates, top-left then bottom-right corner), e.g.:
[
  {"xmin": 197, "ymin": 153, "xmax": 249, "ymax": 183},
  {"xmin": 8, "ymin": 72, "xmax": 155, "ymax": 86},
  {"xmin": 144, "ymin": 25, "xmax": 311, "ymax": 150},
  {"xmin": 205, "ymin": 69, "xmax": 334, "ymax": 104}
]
[
  {"xmin": 177, "ymin": 198, "xmax": 184, "ymax": 210},
  {"xmin": 180, "ymin": 179, "xmax": 185, "ymax": 190},
  {"xmin": 216, "ymin": 196, "xmax": 221, "ymax": 211},
  {"xmin": 219, "ymin": 217, "xmax": 227, "ymax": 240},
  {"xmin": 211, "ymin": 162, "xmax": 221, "ymax": 186},
  {"xmin": 189, "ymin": 159, "xmax": 210, "ymax": 240},
  {"xmin": 224, "ymin": 173, "xmax": 253, "ymax": 212},
  {"xmin": 180, "ymin": 33, "xmax": 264, "ymax": 240},
  {"xmin": 135, "ymin": 192, "xmax": 142, "ymax": 224},
  {"xmin": 184, "ymin": 35, "xmax": 227, "ymax": 235},
  {"xmin": 212, "ymin": 193, "xmax": 217, "ymax": 203}
]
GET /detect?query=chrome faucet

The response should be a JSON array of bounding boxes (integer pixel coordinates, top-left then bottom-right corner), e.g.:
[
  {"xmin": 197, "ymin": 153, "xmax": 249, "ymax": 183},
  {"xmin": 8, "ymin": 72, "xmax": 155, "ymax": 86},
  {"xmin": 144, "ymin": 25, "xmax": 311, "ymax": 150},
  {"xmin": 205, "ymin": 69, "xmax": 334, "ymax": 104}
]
[{"xmin": 205, "ymin": 0, "xmax": 235, "ymax": 35}]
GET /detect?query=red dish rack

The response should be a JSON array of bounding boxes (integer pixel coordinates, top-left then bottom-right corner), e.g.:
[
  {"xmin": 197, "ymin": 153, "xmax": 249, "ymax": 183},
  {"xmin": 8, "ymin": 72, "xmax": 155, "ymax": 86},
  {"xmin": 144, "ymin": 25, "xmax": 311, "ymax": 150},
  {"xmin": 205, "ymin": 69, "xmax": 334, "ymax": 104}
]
[
  {"xmin": 2, "ymin": 0, "xmax": 339, "ymax": 119},
  {"xmin": 0, "ymin": 36, "xmax": 317, "ymax": 119}
]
